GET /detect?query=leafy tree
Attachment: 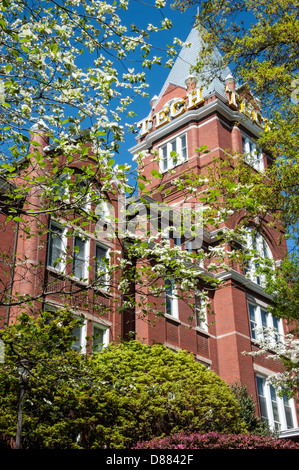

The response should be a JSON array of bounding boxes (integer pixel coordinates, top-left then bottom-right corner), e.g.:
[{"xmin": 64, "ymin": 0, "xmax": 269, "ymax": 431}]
[
  {"xmin": 0, "ymin": 308, "xmax": 98, "ymax": 448},
  {"xmin": 0, "ymin": 313, "xmax": 245, "ymax": 448}
]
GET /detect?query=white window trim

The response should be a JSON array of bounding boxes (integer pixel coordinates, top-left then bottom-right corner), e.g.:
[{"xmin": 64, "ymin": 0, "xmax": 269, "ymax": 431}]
[
  {"xmin": 72, "ymin": 315, "xmax": 87, "ymax": 354},
  {"xmin": 159, "ymin": 132, "xmax": 188, "ymax": 173},
  {"xmin": 242, "ymin": 134, "xmax": 264, "ymax": 171},
  {"xmin": 244, "ymin": 229, "xmax": 273, "ymax": 287},
  {"xmin": 47, "ymin": 220, "xmax": 67, "ymax": 273},
  {"xmin": 248, "ymin": 302, "xmax": 284, "ymax": 345},
  {"xmin": 256, "ymin": 375, "xmax": 298, "ymax": 432},
  {"xmin": 95, "ymin": 242, "xmax": 110, "ymax": 289},
  {"xmin": 72, "ymin": 234, "xmax": 90, "ymax": 281},
  {"xmin": 92, "ymin": 322, "xmax": 109, "ymax": 353},
  {"xmin": 165, "ymin": 279, "xmax": 179, "ymax": 319},
  {"xmin": 195, "ymin": 291, "xmax": 208, "ymax": 332}
]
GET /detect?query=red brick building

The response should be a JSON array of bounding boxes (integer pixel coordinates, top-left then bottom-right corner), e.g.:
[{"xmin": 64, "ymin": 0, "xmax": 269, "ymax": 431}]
[
  {"xmin": 1, "ymin": 121, "xmax": 124, "ymax": 354},
  {"xmin": 128, "ymin": 25, "xmax": 299, "ymax": 438},
  {"xmin": 0, "ymin": 25, "xmax": 298, "ymax": 440}
]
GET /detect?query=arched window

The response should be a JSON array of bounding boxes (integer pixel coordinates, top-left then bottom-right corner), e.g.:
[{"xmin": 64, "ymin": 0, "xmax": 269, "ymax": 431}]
[{"xmin": 244, "ymin": 228, "xmax": 273, "ymax": 286}]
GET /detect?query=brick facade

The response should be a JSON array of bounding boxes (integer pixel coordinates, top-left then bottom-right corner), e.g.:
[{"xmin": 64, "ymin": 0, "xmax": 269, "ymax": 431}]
[
  {"xmin": 128, "ymin": 30, "xmax": 299, "ymax": 434},
  {"xmin": 0, "ymin": 25, "xmax": 298, "ymax": 437}
]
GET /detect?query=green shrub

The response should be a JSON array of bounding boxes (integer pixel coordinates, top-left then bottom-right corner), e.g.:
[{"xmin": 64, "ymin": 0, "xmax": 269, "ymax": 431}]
[
  {"xmin": 90, "ymin": 340, "xmax": 244, "ymax": 447},
  {"xmin": 0, "ymin": 311, "xmax": 244, "ymax": 449}
]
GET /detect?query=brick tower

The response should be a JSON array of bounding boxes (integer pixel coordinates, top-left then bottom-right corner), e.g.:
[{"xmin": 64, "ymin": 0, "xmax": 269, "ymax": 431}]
[{"xmin": 129, "ymin": 25, "xmax": 299, "ymax": 437}]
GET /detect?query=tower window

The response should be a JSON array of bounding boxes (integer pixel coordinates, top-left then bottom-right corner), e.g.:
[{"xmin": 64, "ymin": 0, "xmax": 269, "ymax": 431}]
[
  {"xmin": 95, "ymin": 243, "xmax": 109, "ymax": 288},
  {"xmin": 194, "ymin": 292, "xmax": 208, "ymax": 331},
  {"xmin": 242, "ymin": 135, "xmax": 264, "ymax": 171},
  {"xmin": 244, "ymin": 229, "xmax": 272, "ymax": 286},
  {"xmin": 159, "ymin": 133, "xmax": 188, "ymax": 172}
]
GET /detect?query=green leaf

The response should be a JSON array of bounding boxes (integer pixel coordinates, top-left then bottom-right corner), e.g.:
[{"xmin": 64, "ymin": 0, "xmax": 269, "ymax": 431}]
[
  {"xmin": 151, "ymin": 169, "xmax": 162, "ymax": 178},
  {"xmin": 138, "ymin": 181, "xmax": 146, "ymax": 190}
]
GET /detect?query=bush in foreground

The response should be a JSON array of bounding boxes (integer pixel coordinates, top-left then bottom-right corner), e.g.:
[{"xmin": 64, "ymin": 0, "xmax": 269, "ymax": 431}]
[
  {"xmin": 90, "ymin": 341, "xmax": 245, "ymax": 447},
  {"xmin": 0, "ymin": 317, "xmax": 244, "ymax": 449},
  {"xmin": 133, "ymin": 432, "xmax": 299, "ymax": 449}
]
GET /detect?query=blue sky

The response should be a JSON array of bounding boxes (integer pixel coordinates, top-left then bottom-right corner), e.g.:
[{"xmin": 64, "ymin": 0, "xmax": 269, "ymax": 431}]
[{"xmin": 116, "ymin": 2, "xmax": 198, "ymax": 166}]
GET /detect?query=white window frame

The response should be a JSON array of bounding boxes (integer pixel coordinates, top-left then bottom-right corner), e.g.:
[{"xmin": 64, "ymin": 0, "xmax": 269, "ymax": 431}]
[
  {"xmin": 159, "ymin": 133, "xmax": 188, "ymax": 173},
  {"xmin": 244, "ymin": 229, "xmax": 273, "ymax": 287},
  {"xmin": 71, "ymin": 315, "xmax": 87, "ymax": 354},
  {"xmin": 92, "ymin": 322, "xmax": 109, "ymax": 353},
  {"xmin": 195, "ymin": 292, "xmax": 208, "ymax": 331},
  {"xmin": 47, "ymin": 220, "xmax": 67, "ymax": 273},
  {"xmin": 165, "ymin": 279, "xmax": 179, "ymax": 319},
  {"xmin": 242, "ymin": 135, "xmax": 264, "ymax": 171},
  {"xmin": 72, "ymin": 234, "xmax": 90, "ymax": 281},
  {"xmin": 256, "ymin": 375, "xmax": 297, "ymax": 432},
  {"xmin": 94, "ymin": 242, "xmax": 110, "ymax": 289},
  {"xmin": 248, "ymin": 302, "xmax": 283, "ymax": 345}
]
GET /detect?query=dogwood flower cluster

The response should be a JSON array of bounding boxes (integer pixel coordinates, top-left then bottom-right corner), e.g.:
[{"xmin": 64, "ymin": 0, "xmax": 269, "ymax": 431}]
[{"xmin": 246, "ymin": 331, "xmax": 299, "ymax": 395}]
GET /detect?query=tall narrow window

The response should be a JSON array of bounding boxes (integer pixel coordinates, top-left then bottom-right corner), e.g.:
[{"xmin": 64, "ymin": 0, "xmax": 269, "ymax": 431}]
[
  {"xmin": 48, "ymin": 222, "xmax": 65, "ymax": 271},
  {"xmin": 165, "ymin": 279, "xmax": 178, "ymax": 318},
  {"xmin": 260, "ymin": 308, "xmax": 269, "ymax": 340},
  {"xmin": 244, "ymin": 229, "xmax": 272, "ymax": 286},
  {"xmin": 170, "ymin": 139, "xmax": 177, "ymax": 163},
  {"xmin": 283, "ymin": 395, "xmax": 294, "ymax": 429},
  {"xmin": 248, "ymin": 303, "xmax": 258, "ymax": 340},
  {"xmin": 256, "ymin": 376, "xmax": 269, "ymax": 423},
  {"xmin": 242, "ymin": 135, "xmax": 264, "ymax": 171},
  {"xmin": 270, "ymin": 385, "xmax": 281, "ymax": 430},
  {"xmin": 180, "ymin": 134, "xmax": 187, "ymax": 161},
  {"xmin": 95, "ymin": 244, "xmax": 109, "ymax": 287},
  {"xmin": 53, "ymin": 172, "xmax": 69, "ymax": 200},
  {"xmin": 71, "ymin": 316, "xmax": 86, "ymax": 353},
  {"xmin": 72, "ymin": 322, "xmax": 83, "ymax": 352},
  {"xmin": 92, "ymin": 323, "xmax": 109, "ymax": 353},
  {"xmin": 72, "ymin": 235, "xmax": 88, "ymax": 280},
  {"xmin": 195, "ymin": 292, "xmax": 208, "ymax": 331},
  {"xmin": 162, "ymin": 145, "xmax": 168, "ymax": 172}
]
